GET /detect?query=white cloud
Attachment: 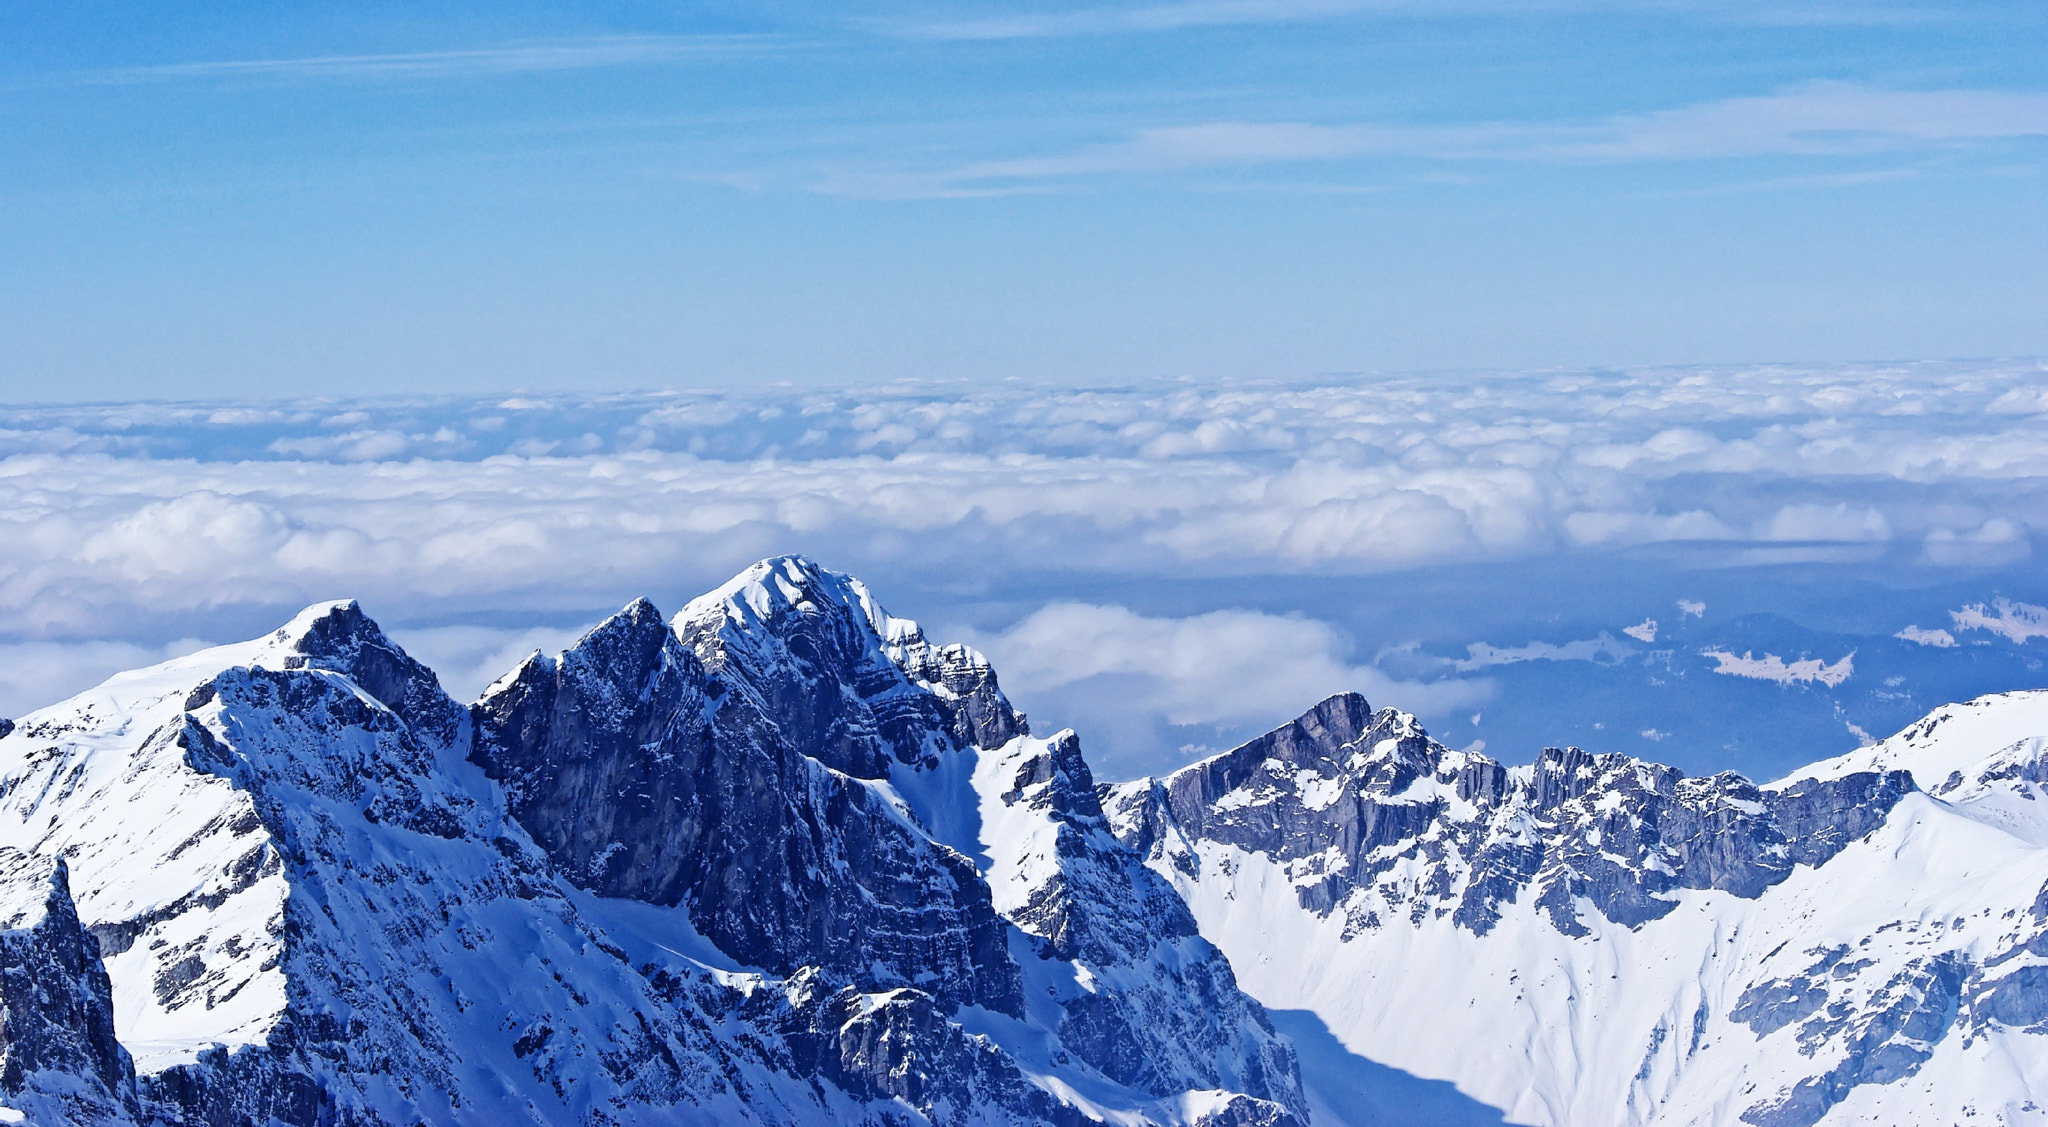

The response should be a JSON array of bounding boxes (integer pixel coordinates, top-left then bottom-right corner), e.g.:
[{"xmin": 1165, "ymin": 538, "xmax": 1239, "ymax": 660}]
[
  {"xmin": 1676, "ymin": 599, "xmax": 1706, "ymax": 618},
  {"xmin": 1758, "ymin": 502, "xmax": 1891, "ymax": 542},
  {"xmin": 1950, "ymin": 598, "xmax": 2048, "ymax": 644},
  {"xmin": 966, "ymin": 602, "xmax": 1486, "ymax": 727},
  {"xmin": 67, "ymin": 36, "xmax": 770, "ymax": 86},
  {"xmin": 0, "ymin": 362, "xmax": 2040, "ymax": 712},
  {"xmin": 1700, "ymin": 648, "xmax": 1854, "ymax": 686},
  {"xmin": 1922, "ymin": 517, "xmax": 2030, "ymax": 566},
  {"xmin": 1988, "ymin": 386, "xmax": 2048, "ymax": 415},
  {"xmin": 1622, "ymin": 619, "xmax": 1658, "ymax": 643},
  {"xmin": 1563, "ymin": 508, "xmax": 1737, "ymax": 547},
  {"xmin": 957, "ymin": 602, "xmax": 1489, "ymax": 776}
]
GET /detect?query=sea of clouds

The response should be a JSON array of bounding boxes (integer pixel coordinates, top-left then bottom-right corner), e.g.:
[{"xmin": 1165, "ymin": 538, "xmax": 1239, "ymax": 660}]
[{"xmin": 3, "ymin": 360, "xmax": 2045, "ymax": 777}]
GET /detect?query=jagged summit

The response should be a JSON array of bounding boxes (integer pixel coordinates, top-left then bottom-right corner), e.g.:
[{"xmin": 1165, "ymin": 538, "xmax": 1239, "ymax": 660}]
[
  {"xmin": 675, "ymin": 554, "xmax": 1023, "ymax": 773},
  {"xmin": 456, "ymin": 558, "xmax": 1305, "ymax": 1124},
  {"xmin": 1114, "ymin": 692, "xmax": 1909, "ymax": 938},
  {"xmin": 270, "ymin": 599, "xmax": 462, "ymax": 743},
  {"xmin": 1105, "ymin": 690, "xmax": 2048, "ymax": 1127},
  {"xmin": 681, "ymin": 554, "xmax": 901, "ymax": 637},
  {"xmin": 14, "ymin": 563, "xmax": 2042, "ymax": 1126}
]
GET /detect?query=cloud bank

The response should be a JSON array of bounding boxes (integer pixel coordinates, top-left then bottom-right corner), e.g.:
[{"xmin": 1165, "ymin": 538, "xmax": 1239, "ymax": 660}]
[
  {"xmin": 956, "ymin": 602, "xmax": 1491, "ymax": 773},
  {"xmin": 1, "ymin": 361, "xmax": 2044, "ymax": 771}
]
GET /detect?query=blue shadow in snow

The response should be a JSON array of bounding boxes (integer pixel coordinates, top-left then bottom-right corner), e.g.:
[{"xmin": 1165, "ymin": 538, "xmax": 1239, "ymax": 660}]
[{"xmin": 1268, "ymin": 1009, "xmax": 1512, "ymax": 1127}]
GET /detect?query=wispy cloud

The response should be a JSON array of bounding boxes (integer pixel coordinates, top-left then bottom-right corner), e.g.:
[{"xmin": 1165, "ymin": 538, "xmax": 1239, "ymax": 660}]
[
  {"xmin": 1564, "ymin": 85, "xmax": 2048, "ymax": 159},
  {"xmin": 903, "ymin": 0, "xmax": 1376, "ymax": 40},
  {"xmin": 872, "ymin": 85, "xmax": 2048, "ymax": 195},
  {"xmin": 897, "ymin": 0, "xmax": 1950, "ymax": 40},
  {"xmin": 56, "ymin": 35, "xmax": 777, "ymax": 87},
  {"xmin": 1, "ymin": 364, "xmax": 2042, "ymax": 768}
]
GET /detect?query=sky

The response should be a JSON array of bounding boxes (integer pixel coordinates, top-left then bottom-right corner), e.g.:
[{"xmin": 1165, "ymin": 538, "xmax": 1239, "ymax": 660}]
[{"xmin": 2, "ymin": 1, "xmax": 2046, "ymax": 397}]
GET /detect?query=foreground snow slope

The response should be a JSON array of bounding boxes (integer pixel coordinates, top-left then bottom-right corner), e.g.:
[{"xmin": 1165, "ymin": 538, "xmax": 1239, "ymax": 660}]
[{"xmin": 1106, "ymin": 690, "xmax": 2048, "ymax": 1127}]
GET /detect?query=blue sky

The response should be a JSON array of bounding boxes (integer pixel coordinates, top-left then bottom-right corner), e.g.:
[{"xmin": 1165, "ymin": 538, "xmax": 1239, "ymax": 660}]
[{"xmin": 4, "ymin": 1, "xmax": 2046, "ymax": 398}]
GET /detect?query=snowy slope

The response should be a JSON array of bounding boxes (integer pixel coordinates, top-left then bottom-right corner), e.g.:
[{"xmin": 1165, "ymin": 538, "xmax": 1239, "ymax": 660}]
[
  {"xmin": 1105, "ymin": 691, "xmax": 2048, "ymax": 1127},
  {"xmin": 9, "ymin": 554, "xmax": 2046, "ymax": 1127}
]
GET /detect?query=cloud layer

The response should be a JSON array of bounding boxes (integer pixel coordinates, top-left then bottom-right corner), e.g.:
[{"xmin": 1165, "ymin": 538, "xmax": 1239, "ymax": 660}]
[
  {"xmin": 957, "ymin": 602, "xmax": 1492, "ymax": 773},
  {"xmin": 2, "ymin": 362, "xmax": 2044, "ymax": 770}
]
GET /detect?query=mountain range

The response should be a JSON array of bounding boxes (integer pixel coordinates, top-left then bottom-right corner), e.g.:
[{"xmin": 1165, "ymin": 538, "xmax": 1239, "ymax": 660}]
[{"xmin": 0, "ymin": 555, "xmax": 2042, "ymax": 1125}]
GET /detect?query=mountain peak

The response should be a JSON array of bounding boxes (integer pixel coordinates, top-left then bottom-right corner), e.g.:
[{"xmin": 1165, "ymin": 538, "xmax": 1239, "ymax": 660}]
[
  {"xmin": 268, "ymin": 598, "xmax": 370, "ymax": 648},
  {"xmin": 267, "ymin": 599, "xmax": 460, "ymax": 743},
  {"xmin": 681, "ymin": 554, "xmax": 912, "ymax": 651},
  {"xmin": 675, "ymin": 557, "xmax": 1022, "ymax": 766}
]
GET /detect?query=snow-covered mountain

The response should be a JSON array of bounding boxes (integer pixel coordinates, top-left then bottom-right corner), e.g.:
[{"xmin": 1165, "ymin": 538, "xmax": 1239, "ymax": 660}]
[
  {"xmin": 4, "ymin": 553, "xmax": 2046, "ymax": 1127},
  {"xmin": 0, "ymin": 557, "xmax": 1300, "ymax": 1126},
  {"xmin": 1104, "ymin": 690, "xmax": 2048, "ymax": 1126}
]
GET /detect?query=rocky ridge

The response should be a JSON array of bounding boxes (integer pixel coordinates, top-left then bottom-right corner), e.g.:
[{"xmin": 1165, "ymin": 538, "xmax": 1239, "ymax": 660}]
[
  {"xmin": 1105, "ymin": 690, "xmax": 2048, "ymax": 1127},
  {"xmin": 0, "ymin": 558, "xmax": 1300, "ymax": 1127},
  {"xmin": 0, "ymin": 850, "xmax": 137, "ymax": 1126},
  {"xmin": 473, "ymin": 558, "xmax": 1301, "ymax": 1119}
]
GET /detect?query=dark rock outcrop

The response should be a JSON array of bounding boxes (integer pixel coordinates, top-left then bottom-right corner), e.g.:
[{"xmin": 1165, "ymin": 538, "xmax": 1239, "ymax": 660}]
[
  {"xmin": 471, "ymin": 595, "xmax": 1023, "ymax": 1016},
  {"xmin": 0, "ymin": 850, "xmax": 138, "ymax": 1126},
  {"xmin": 1110, "ymin": 692, "xmax": 1914, "ymax": 939},
  {"xmin": 673, "ymin": 556, "xmax": 1026, "ymax": 776},
  {"xmin": 0, "ymin": 564, "xmax": 1306, "ymax": 1127}
]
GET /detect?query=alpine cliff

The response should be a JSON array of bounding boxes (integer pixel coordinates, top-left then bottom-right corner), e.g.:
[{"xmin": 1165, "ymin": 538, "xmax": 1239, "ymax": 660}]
[
  {"xmin": 0, "ymin": 557, "xmax": 1299, "ymax": 1127},
  {"xmin": 1105, "ymin": 690, "xmax": 2048, "ymax": 1126},
  {"xmin": 0, "ymin": 555, "xmax": 2044, "ymax": 1126}
]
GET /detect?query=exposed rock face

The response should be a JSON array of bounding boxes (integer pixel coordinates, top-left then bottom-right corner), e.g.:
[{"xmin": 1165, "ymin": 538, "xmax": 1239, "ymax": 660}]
[
  {"xmin": 763, "ymin": 970, "xmax": 1093, "ymax": 1127},
  {"xmin": 985, "ymin": 732, "xmax": 1300, "ymax": 1108},
  {"xmin": 0, "ymin": 850, "xmax": 137, "ymax": 1126},
  {"xmin": 278, "ymin": 599, "xmax": 465, "ymax": 746},
  {"xmin": 673, "ymin": 558, "xmax": 1025, "ymax": 773},
  {"xmin": 1110, "ymin": 692, "xmax": 1913, "ymax": 940},
  {"xmin": 1105, "ymin": 690, "xmax": 2048, "ymax": 1127},
  {"xmin": 474, "ymin": 556, "xmax": 1304, "ymax": 1124},
  {"xmin": 0, "ymin": 560, "xmax": 1304, "ymax": 1127},
  {"xmin": 471, "ymin": 590, "xmax": 1023, "ymax": 1016}
]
